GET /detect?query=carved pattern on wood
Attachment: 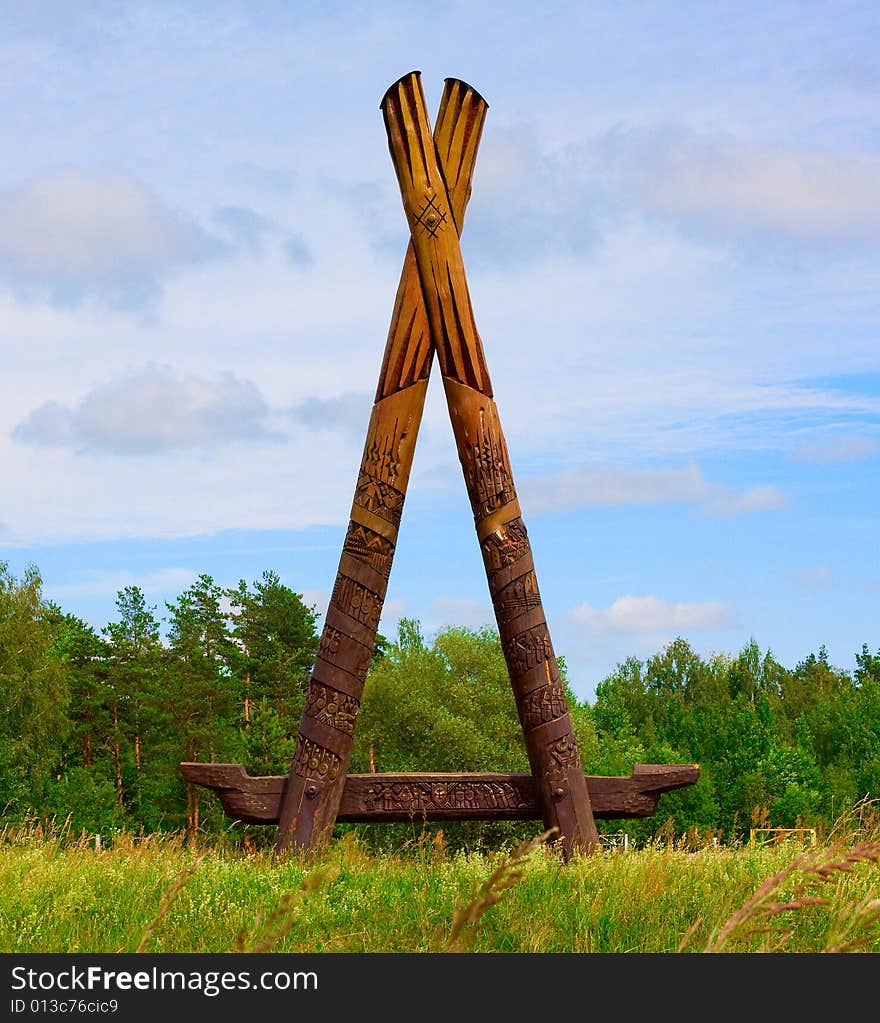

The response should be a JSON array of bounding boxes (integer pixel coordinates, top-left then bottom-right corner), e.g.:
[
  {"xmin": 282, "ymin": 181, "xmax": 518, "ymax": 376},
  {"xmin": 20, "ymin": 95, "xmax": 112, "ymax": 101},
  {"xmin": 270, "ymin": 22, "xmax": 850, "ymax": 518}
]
[
  {"xmin": 318, "ymin": 627, "xmax": 342, "ymax": 660},
  {"xmin": 361, "ymin": 779, "xmax": 529, "ymax": 814},
  {"xmin": 495, "ymin": 570, "xmax": 541, "ymax": 625},
  {"xmin": 292, "ymin": 736, "xmax": 341, "ymax": 781},
  {"xmin": 305, "ymin": 683, "xmax": 359, "ymax": 736},
  {"xmin": 481, "ymin": 517, "xmax": 530, "ymax": 578},
  {"xmin": 520, "ymin": 682, "xmax": 569, "ymax": 731},
  {"xmin": 343, "ymin": 523, "xmax": 395, "ymax": 579},
  {"xmin": 182, "ymin": 762, "xmax": 701, "ymax": 825},
  {"xmin": 464, "ymin": 404, "xmax": 516, "ymax": 520},
  {"xmin": 331, "ymin": 575, "xmax": 382, "ymax": 630},
  {"xmin": 353, "ymin": 470, "xmax": 405, "ymax": 527},
  {"xmin": 547, "ymin": 733, "xmax": 581, "ymax": 777},
  {"xmin": 412, "ymin": 192, "xmax": 448, "ymax": 238},
  {"xmin": 317, "ymin": 627, "xmax": 370, "ymax": 683},
  {"xmin": 363, "ymin": 415, "xmax": 405, "ymax": 487},
  {"xmin": 503, "ymin": 623, "xmax": 553, "ymax": 675}
]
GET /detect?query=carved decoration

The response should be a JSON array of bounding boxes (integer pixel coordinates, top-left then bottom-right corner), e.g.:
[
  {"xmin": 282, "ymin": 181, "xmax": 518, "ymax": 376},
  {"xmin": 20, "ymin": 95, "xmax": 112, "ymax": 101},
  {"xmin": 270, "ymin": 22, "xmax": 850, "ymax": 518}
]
[
  {"xmin": 343, "ymin": 523, "xmax": 395, "ymax": 579},
  {"xmin": 361, "ymin": 779, "xmax": 529, "ymax": 814},
  {"xmin": 363, "ymin": 415, "xmax": 405, "ymax": 487},
  {"xmin": 412, "ymin": 192, "xmax": 448, "ymax": 238},
  {"xmin": 548, "ymin": 733, "xmax": 581, "ymax": 776},
  {"xmin": 331, "ymin": 575, "xmax": 382, "ymax": 630},
  {"xmin": 520, "ymin": 682, "xmax": 569, "ymax": 731},
  {"xmin": 495, "ymin": 570, "xmax": 541, "ymax": 625},
  {"xmin": 464, "ymin": 404, "xmax": 516, "ymax": 520},
  {"xmin": 353, "ymin": 470, "xmax": 405, "ymax": 527},
  {"xmin": 503, "ymin": 623, "xmax": 553, "ymax": 675},
  {"xmin": 292, "ymin": 736, "xmax": 341, "ymax": 782},
  {"xmin": 182, "ymin": 762, "xmax": 701, "ymax": 825},
  {"xmin": 481, "ymin": 517, "xmax": 530, "ymax": 578},
  {"xmin": 318, "ymin": 627, "xmax": 341, "ymax": 660},
  {"xmin": 305, "ymin": 683, "xmax": 359, "ymax": 736}
]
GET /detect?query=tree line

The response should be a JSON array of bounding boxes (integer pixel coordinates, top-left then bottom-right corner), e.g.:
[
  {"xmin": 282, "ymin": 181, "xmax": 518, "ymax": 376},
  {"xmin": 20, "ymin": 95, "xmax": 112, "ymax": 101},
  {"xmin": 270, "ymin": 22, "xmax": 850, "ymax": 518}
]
[{"xmin": 1, "ymin": 561, "xmax": 877, "ymax": 846}]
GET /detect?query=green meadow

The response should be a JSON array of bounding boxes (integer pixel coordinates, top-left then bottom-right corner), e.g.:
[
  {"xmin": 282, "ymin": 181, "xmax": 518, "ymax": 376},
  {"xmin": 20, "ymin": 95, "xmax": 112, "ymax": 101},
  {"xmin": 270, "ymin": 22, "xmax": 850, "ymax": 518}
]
[{"xmin": 3, "ymin": 821, "xmax": 878, "ymax": 954}]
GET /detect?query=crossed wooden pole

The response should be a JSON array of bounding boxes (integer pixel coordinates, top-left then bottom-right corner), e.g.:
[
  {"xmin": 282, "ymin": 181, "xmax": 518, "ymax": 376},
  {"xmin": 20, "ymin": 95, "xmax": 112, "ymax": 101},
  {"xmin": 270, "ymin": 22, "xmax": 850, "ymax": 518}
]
[
  {"xmin": 272, "ymin": 72, "xmax": 599, "ymax": 859},
  {"xmin": 181, "ymin": 74, "xmax": 699, "ymax": 857}
]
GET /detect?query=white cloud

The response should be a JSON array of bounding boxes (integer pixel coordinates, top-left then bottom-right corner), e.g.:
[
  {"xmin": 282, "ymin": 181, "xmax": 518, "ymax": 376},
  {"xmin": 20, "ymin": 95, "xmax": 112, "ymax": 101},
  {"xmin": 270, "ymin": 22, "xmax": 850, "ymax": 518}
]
[
  {"xmin": 0, "ymin": 11, "xmax": 874, "ymax": 554},
  {"xmin": 457, "ymin": 127, "xmax": 601, "ymax": 266},
  {"xmin": 0, "ymin": 171, "xmax": 226, "ymax": 308},
  {"xmin": 571, "ymin": 595, "xmax": 736, "ymax": 635},
  {"xmin": 13, "ymin": 363, "xmax": 278, "ymax": 454},
  {"xmin": 428, "ymin": 596, "xmax": 494, "ymax": 631},
  {"xmin": 594, "ymin": 129, "xmax": 880, "ymax": 245},
  {"xmin": 459, "ymin": 125, "xmax": 880, "ymax": 271},
  {"xmin": 700, "ymin": 484, "xmax": 790, "ymax": 517},
  {"xmin": 45, "ymin": 566, "xmax": 197, "ymax": 600},
  {"xmin": 299, "ymin": 588, "xmax": 329, "ymax": 618},
  {"xmin": 519, "ymin": 462, "xmax": 788, "ymax": 517},
  {"xmin": 379, "ymin": 597, "xmax": 407, "ymax": 628},
  {"xmin": 792, "ymin": 433, "xmax": 877, "ymax": 463}
]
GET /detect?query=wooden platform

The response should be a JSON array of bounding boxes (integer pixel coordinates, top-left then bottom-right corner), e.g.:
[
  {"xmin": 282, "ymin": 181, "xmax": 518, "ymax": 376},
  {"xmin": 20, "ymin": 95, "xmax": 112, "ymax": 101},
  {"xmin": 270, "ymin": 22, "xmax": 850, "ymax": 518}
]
[{"xmin": 180, "ymin": 762, "xmax": 699, "ymax": 825}]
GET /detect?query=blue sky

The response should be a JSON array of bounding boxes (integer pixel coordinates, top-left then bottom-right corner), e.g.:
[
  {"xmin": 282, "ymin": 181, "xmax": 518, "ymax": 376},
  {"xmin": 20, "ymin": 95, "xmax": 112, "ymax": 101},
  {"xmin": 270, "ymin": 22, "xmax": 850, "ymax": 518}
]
[{"xmin": 1, "ymin": 1, "xmax": 878, "ymax": 700}]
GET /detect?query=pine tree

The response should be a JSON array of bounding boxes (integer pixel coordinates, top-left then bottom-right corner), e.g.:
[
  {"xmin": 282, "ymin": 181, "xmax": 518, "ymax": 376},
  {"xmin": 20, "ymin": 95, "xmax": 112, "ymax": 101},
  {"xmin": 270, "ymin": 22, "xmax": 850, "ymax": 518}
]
[
  {"xmin": 0, "ymin": 564, "xmax": 70, "ymax": 813},
  {"xmin": 166, "ymin": 575, "xmax": 239, "ymax": 833}
]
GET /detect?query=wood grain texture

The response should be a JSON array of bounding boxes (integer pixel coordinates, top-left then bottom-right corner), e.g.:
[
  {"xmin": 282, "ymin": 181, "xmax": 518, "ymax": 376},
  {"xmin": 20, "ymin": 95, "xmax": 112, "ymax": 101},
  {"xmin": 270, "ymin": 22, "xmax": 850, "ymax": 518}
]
[
  {"xmin": 183, "ymin": 762, "xmax": 700, "ymax": 825},
  {"xmin": 381, "ymin": 71, "xmax": 600, "ymax": 857},
  {"xmin": 375, "ymin": 78, "xmax": 486, "ymax": 400},
  {"xmin": 274, "ymin": 78, "xmax": 488, "ymax": 857}
]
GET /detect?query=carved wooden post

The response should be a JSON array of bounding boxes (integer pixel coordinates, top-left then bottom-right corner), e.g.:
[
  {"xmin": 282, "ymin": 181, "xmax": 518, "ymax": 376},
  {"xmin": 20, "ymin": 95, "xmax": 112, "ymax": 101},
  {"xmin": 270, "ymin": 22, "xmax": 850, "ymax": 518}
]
[
  {"xmin": 274, "ymin": 79, "xmax": 488, "ymax": 856},
  {"xmin": 381, "ymin": 72, "xmax": 600, "ymax": 857}
]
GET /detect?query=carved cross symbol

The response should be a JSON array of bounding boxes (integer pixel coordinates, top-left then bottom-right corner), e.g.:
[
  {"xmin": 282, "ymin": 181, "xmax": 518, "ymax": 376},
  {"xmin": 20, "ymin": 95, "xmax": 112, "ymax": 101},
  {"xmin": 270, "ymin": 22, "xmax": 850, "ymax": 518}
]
[{"xmin": 413, "ymin": 192, "xmax": 448, "ymax": 237}]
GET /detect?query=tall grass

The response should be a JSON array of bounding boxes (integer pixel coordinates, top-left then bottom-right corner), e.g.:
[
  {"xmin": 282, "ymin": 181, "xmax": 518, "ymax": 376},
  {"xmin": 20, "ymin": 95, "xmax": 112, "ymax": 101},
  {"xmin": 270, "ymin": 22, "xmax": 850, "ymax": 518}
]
[{"xmin": 2, "ymin": 808, "xmax": 878, "ymax": 953}]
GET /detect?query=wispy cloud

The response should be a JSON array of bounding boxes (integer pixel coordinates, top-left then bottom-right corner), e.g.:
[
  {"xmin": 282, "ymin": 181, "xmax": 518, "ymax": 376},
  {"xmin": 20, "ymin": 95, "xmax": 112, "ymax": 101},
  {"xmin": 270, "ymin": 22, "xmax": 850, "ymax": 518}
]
[
  {"xmin": 379, "ymin": 597, "xmax": 407, "ymax": 629},
  {"xmin": 13, "ymin": 364, "xmax": 279, "ymax": 454},
  {"xmin": 791, "ymin": 433, "xmax": 877, "ymax": 463},
  {"xmin": 428, "ymin": 596, "xmax": 494, "ymax": 631},
  {"xmin": 700, "ymin": 484, "xmax": 790, "ymax": 517},
  {"xmin": 288, "ymin": 392, "xmax": 372, "ymax": 434},
  {"xmin": 519, "ymin": 462, "xmax": 788, "ymax": 517},
  {"xmin": 571, "ymin": 594, "xmax": 737, "ymax": 635},
  {"xmin": 214, "ymin": 204, "xmax": 313, "ymax": 266},
  {"xmin": 45, "ymin": 567, "xmax": 197, "ymax": 600},
  {"xmin": 459, "ymin": 126, "xmax": 601, "ymax": 266},
  {"xmin": 0, "ymin": 171, "xmax": 226, "ymax": 309},
  {"xmin": 459, "ymin": 124, "xmax": 880, "ymax": 270},
  {"xmin": 283, "ymin": 236, "xmax": 313, "ymax": 267},
  {"xmin": 595, "ymin": 128, "xmax": 880, "ymax": 247},
  {"xmin": 214, "ymin": 204, "xmax": 274, "ymax": 254}
]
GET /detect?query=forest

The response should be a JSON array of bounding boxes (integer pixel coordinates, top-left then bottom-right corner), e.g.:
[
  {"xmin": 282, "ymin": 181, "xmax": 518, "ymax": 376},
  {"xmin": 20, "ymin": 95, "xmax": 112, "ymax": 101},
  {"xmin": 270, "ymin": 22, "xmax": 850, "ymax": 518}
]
[{"xmin": 1, "ymin": 560, "xmax": 878, "ymax": 847}]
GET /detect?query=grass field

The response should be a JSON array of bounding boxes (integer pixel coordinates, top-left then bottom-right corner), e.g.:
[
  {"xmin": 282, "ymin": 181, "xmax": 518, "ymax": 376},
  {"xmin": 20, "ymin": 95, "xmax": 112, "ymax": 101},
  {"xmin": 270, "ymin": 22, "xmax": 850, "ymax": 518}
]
[{"xmin": 3, "ymin": 817, "xmax": 879, "ymax": 954}]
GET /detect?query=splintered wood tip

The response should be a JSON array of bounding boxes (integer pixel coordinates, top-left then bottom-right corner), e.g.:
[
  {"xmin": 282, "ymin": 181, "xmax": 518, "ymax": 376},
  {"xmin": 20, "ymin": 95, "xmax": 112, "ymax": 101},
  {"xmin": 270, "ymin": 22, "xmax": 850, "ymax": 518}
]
[
  {"xmin": 380, "ymin": 70, "xmax": 421, "ymax": 109},
  {"xmin": 443, "ymin": 77, "xmax": 489, "ymax": 108}
]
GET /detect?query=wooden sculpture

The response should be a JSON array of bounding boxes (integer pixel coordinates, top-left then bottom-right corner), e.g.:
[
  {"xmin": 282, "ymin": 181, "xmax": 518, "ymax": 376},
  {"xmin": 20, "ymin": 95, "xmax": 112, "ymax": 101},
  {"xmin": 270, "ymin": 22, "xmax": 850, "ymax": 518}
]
[{"xmin": 181, "ymin": 74, "xmax": 699, "ymax": 859}]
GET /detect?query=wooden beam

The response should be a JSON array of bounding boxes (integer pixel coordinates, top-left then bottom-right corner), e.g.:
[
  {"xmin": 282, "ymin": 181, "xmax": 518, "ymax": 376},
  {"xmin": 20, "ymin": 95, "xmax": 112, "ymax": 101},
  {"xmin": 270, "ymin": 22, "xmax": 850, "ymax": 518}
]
[{"xmin": 182, "ymin": 762, "xmax": 699, "ymax": 826}]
